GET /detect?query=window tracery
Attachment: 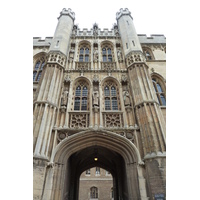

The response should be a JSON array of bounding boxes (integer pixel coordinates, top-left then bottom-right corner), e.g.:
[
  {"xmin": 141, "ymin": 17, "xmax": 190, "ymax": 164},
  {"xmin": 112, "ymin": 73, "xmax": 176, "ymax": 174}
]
[
  {"xmin": 142, "ymin": 47, "xmax": 154, "ymax": 60},
  {"xmin": 74, "ymin": 84, "xmax": 89, "ymax": 111},
  {"xmin": 78, "ymin": 44, "xmax": 90, "ymax": 62},
  {"xmin": 33, "ymin": 57, "xmax": 46, "ymax": 82},
  {"xmin": 69, "ymin": 80, "xmax": 90, "ymax": 128},
  {"xmin": 103, "ymin": 81, "xmax": 120, "ymax": 111},
  {"xmin": 101, "ymin": 44, "xmax": 114, "ymax": 62},
  {"xmin": 152, "ymin": 77, "xmax": 166, "ymax": 106}
]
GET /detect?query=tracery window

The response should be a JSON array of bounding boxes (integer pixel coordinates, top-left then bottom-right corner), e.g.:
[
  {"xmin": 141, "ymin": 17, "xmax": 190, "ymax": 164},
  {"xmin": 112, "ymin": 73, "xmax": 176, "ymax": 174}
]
[
  {"xmin": 74, "ymin": 84, "xmax": 88, "ymax": 110},
  {"xmin": 104, "ymin": 83, "xmax": 119, "ymax": 110},
  {"xmin": 79, "ymin": 45, "xmax": 90, "ymax": 62},
  {"xmin": 33, "ymin": 59, "xmax": 45, "ymax": 82},
  {"xmin": 152, "ymin": 78, "xmax": 166, "ymax": 106},
  {"xmin": 102, "ymin": 46, "xmax": 113, "ymax": 62},
  {"xmin": 142, "ymin": 47, "xmax": 154, "ymax": 60},
  {"xmin": 90, "ymin": 187, "xmax": 98, "ymax": 198}
]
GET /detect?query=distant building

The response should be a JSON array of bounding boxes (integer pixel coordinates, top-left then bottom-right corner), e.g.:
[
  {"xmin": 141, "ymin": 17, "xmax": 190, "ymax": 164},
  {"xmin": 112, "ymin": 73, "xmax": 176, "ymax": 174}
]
[
  {"xmin": 79, "ymin": 167, "xmax": 113, "ymax": 199},
  {"xmin": 33, "ymin": 8, "xmax": 166, "ymax": 200}
]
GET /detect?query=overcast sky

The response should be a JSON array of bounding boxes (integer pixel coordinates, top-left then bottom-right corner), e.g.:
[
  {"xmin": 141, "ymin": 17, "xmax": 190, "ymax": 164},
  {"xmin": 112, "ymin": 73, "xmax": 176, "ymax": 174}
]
[{"xmin": 32, "ymin": 0, "xmax": 168, "ymax": 38}]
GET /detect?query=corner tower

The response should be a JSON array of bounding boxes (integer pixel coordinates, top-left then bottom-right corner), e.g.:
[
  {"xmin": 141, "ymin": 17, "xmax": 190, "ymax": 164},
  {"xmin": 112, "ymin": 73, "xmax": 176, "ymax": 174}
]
[
  {"xmin": 33, "ymin": 9, "xmax": 75, "ymax": 200},
  {"xmin": 117, "ymin": 8, "xmax": 166, "ymax": 199},
  {"xmin": 116, "ymin": 8, "xmax": 142, "ymax": 56},
  {"xmin": 50, "ymin": 8, "xmax": 75, "ymax": 55}
]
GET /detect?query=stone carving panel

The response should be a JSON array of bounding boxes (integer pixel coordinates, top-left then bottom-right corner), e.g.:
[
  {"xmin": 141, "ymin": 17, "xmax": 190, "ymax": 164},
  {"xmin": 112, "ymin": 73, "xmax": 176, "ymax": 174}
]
[
  {"xmin": 75, "ymin": 62, "xmax": 91, "ymax": 70},
  {"xmin": 101, "ymin": 62, "xmax": 116, "ymax": 71},
  {"xmin": 69, "ymin": 113, "xmax": 89, "ymax": 128},
  {"xmin": 103, "ymin": 113, "xmax": 123, "ymax": 128}
]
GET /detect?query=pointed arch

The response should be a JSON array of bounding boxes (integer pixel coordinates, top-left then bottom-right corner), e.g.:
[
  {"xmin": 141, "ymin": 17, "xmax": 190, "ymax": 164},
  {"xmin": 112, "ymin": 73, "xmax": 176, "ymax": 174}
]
[
  {"xmin": 142, "ymin": 46, "xmax": 154, "ymax": 60},
  {"xmin": 151, "ymin": 73, "xmax": 166, "ymax": 106},
  {"xmin": 51, "ymin": 129, "xmax": 143, "ymax": 165},
  {"xmin": 33, "ymin": 52, "xmax": 48, "ymax": 82}
]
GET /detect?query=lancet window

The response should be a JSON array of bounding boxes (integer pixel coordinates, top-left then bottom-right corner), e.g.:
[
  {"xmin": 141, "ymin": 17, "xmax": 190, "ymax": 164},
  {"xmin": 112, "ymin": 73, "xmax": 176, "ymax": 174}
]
[
  {"xmin": 102, "ymin": 45, "xmax": 113, "ymax": 62},
  {"xmin": 78, "ymin": 44, "xmax": 90, "ymax": 62},
  {"xmin": 73, "ymin": 81, "xmax": 89, "ymax": 111},
  {"xmin": 103, "ymin": 81, "xmax": 120, "ymax": 111},
  {"xmin": 152, "ymin": 78, "xmax": 166, "ymax": 106},
  {"xmin": 33, "ymin": 58, "xmax": 45, "ymax": 82}
]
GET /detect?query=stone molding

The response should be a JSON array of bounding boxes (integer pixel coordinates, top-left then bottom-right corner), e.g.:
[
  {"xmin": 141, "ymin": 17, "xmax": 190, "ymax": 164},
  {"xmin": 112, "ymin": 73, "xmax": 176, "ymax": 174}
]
[
  {"xmin": 134, "ymin": 100, "xmax": 159, "ymax": 109},
  {"xmin": 33, "ymin": 100, "xmax": 58, "ymax": 109},
  {"xmin": 143, "ymin": 151, "xmax": 166, "ymax": 160}
]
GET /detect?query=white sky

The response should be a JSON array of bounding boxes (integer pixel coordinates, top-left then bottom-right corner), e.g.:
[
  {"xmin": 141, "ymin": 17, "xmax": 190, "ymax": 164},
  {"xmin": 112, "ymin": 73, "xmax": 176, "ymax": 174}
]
[{"xmin": 32, "ymin": 0, "xmax": 168, "ymax": 38}]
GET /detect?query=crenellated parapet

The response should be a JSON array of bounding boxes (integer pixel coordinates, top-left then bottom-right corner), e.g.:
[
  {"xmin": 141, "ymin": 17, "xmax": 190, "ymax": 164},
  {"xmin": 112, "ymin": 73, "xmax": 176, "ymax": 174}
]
[
  {"xmin": 71, "ymin": 27, "xmax": 120, "ymax": 38},
  {"xmin": 116, "ymin": 8, "xmax": 133, "ymax": 20},
  {"xmin": 58, "ymin": 8, "xmax": 75, "ymax": 21},
  {"xmin": 138, "ymin": 34, "xmax": 166, "ymax": 44}
]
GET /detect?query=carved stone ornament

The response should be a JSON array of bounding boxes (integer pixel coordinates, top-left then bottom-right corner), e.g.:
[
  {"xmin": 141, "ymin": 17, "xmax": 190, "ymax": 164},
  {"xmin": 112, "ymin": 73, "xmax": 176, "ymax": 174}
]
[
  {"xmin": 121, "ymin": 74, "xmax": 128, "ymax": 83},
  {"xmin": 72, "ymin": 25, "xmax": 77, "ymax": 36},
  {"xmin": 47, "ymin": 162, "xmax": 54, "ymax": 168},
  {"xmin": 113, "ymin": 23, "xmax": 120, "ymax": 36},
  {"xmin": 93, "ymin": 23, "xmax": 98, "ymax": 36},
  {"xmin": 64, "ymin": 75, "xmax": 71, "ymax": 83},
  {"xmin": 92, "ymin": 91, "xmax": 99, "ymax": 107},
  {"xmin": 60, "ymin": 106, "xmax": 67, "ymax": 113},
  {"xmin": 58, "ymin": 132, "xmax": 67, "ymax": 141},
  {"xmin": 117, "ymin": 48, "xmax": 123, "ymax": 62},
  {"xmin": 93, "ymin": 74, "xmax": 99, "ymax": 83},
  {"xmin": 93, "ymin": 48, "xmax": 98, "ymax": 62},
  {"xmin": 123, "ymin": 91, "xmax": 131, "ymax": 106}
]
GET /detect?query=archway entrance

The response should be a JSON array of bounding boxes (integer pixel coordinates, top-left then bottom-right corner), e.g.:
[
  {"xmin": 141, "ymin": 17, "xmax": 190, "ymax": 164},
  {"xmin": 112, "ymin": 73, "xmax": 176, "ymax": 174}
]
[
  {"xmin": 69, "ymin": 145, "xmax": 127, "ymax": 200},
  {"xmin": 45, "ymin": 130, "xmax": 147, "ymax": 200}
]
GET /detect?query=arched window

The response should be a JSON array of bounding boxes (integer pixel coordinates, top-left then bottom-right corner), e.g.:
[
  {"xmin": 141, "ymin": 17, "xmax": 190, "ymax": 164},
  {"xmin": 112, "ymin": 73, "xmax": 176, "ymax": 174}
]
[
  {"xmin": 90, "ymin": 187, "xmax": 98, "ymax": 198},
  {"xmin": 103, "ymin": 81, "xmax": 119, "ymax": 110},
  {"xmin": 102, "ymin": 46, "xmax": 112, "ymax": 62},
  {"xmin": 74, "ymin": 85, "xmax": 88, "ymax": 110},
  {"xmin": 33, "ymin": 59, "xmax": 45, "ymax": 82},
  {"xmin": 111, "ymin": 187, "xmax": 114, "ymax": 198},
  {"xmin": 79, "ymin": 46, "xmax": 90, "ymax": 62},
  {"xmin": 152, "ymin": 78, "xmax": 166, "ymax": 106},
  {"xmin": 142, "ymin": 47, "xmax": 154, "ymax": 61}
]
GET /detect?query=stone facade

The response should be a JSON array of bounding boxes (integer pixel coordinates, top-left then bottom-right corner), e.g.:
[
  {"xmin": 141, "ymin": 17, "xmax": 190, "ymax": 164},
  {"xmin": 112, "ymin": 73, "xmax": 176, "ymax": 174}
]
[{"xmin": 33, "ymin": 8, "xmax": 166, "ymax": 200}]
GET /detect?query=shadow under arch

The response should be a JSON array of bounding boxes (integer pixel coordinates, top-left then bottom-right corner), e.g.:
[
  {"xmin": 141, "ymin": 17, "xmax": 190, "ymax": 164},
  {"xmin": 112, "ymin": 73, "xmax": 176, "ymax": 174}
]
[{"xmin": 45, "ymin": 130, "xmax": 146, "ymax": 200}]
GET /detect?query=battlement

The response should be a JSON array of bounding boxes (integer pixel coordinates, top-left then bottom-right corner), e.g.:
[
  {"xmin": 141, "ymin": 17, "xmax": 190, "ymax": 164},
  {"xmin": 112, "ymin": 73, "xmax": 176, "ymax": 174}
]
[
  {"xmin": 116, "ymin": 8, "xmax": 133, "ymax": 20},
  {"xmin": 74, "ymin": 27, "xmax": 118, "ymax": 37},
  {"xmin": 33, "ymin": 34, "xmax": 166, "ymax": 46},
  {"xmin": 58, "ymin": 8, "xmax": 75, "ymax": 21},
  {"xmin": 33, "ymin": 37, "xmax": 53, "ymax": 46},
  {"xmin": 138, "ymin": 34, "xmax": 166, "ymax": 44}
]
